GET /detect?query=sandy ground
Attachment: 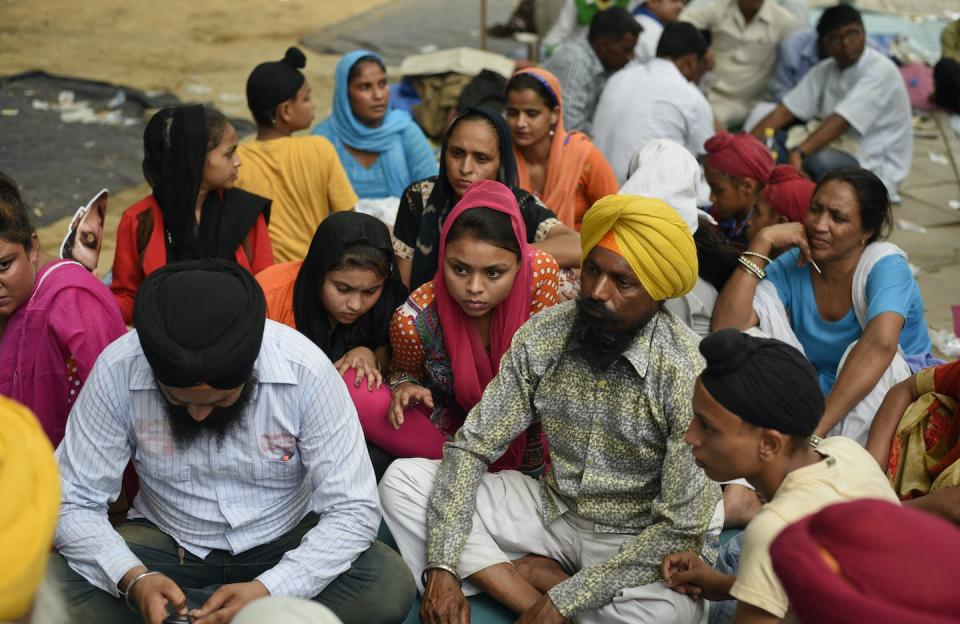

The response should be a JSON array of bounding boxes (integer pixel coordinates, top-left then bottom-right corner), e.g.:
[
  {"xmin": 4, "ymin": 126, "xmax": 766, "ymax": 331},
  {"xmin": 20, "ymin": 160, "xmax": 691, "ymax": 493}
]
[
  {"xmin": 4, "ymin": 0, "xmax": 960, "ymax": 349},
  {"xmin": 0, "ymin": 0, "xmax": 387, "ymax": 270}
]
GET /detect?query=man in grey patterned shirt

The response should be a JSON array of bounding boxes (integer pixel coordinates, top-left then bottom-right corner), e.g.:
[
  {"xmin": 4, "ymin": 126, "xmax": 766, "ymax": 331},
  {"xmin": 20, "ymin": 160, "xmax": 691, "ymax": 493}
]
[{"xmin": 381, "ymin": 196, "xmax": 721, "ymax": 624}]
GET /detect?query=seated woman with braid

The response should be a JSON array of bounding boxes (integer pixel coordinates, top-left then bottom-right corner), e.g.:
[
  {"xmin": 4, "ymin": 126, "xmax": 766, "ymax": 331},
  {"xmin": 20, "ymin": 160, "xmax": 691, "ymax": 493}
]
[
  {"xmin": 712, "ymin": 167, "xmax": 931, "ymax": 446},
  {"xmin": 367, "ymin": 180, "xmax": 560, "ymax": 474},
  {"xmin": 111, "ymin": 105, "xmax": 273, "ymax": 325}
]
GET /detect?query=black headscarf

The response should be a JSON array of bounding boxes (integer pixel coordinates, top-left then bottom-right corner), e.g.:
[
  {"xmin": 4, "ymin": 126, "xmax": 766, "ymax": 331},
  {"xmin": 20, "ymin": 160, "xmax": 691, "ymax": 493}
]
[
  {"xmin": 293, "ymin": 212, "xmax": 407, "ymax": 362},
  {"xmin": 134, "ymin": 258, "xmax": 266, "ymax": 389},
  {"xmin": 409, "ymin": 106, "xmax": 519, "ymax": 289},
  {"xmin": 699, "ymin": 328, "xmax": 824, "ymax": 438},
  {"xmin": 142, "ymin": 105, "xmax": 270, "ymax": 264}
]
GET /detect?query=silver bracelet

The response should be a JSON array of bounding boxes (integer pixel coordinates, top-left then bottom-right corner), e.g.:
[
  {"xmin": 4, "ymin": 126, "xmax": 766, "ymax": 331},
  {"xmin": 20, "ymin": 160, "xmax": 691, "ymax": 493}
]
[
  {"xmin": 389, "ymin": 374, "xmax": 420, "ymax": 392},
  {"xmin": 741, "ymin": 250, "xmax": 772, "ymax": 264},
  {"xmin": 421, "ymin": 563, "xmax": 463, "ymax": 588},
  {"xmin": 737, "ymin": 255, "xmax": 766, "ymax": 281},
  {"xmin": 121, "ymin": 570, "xmax": 161, "ymax": 610}
]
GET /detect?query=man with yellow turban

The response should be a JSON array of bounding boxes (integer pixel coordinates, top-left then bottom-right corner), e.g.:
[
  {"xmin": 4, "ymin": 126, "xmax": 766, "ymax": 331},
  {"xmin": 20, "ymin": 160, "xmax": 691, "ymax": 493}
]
[
  {"xmin": 0, "ymin": 396, "xmax": 61, "ymax": 624},
  {"xmin": 379, "ymin": 195, "xmax": 720, "ymax": 624}
]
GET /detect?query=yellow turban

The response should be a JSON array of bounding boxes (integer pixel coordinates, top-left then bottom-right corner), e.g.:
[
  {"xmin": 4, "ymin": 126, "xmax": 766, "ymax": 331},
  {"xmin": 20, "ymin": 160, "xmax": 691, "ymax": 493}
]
[
  {"xmin": 0, "ymin": 396, "xmax": 61, "ymax": 620},
  {"xmin": 580, "ymin": 195, "xmax": 698, "ymax": 301}
]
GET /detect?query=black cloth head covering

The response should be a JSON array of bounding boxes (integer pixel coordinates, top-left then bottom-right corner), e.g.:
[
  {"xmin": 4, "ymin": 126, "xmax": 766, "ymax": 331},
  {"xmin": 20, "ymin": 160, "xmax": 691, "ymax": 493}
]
[
  {"xmin": 292, "ymin": 212, "xmax": 407, "ymax": 362},
  {"xmin": 699, "ymin": 328, "xmax": 824, "ymax": 437},
  {"xmin": 410, "ymin": 106, "xmax": 518, "ymax": 289},
  {"xmin": 246, "ymin": 47, "xmax": 307, "ymax": 120},
  {"xmin": 134, "ymin": 258, "xmax": 266, "ymax": 389},
  {"xmin": 142, "ymin": 105, "xmax": 270, "ymax": 264}
]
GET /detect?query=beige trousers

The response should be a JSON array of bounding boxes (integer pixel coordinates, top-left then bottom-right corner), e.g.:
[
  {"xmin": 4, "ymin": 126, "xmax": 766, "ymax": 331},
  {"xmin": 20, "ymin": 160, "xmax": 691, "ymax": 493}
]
[{"xmin": 380, "ymin": 458, "xmax": 710, "ymax": 624}]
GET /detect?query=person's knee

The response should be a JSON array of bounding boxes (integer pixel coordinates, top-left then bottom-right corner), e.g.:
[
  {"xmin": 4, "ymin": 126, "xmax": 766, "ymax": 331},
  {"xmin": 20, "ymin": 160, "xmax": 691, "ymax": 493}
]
[
  {"xmin": 378, "ymin": 457, "xmax": 435, "ymax": 514},
  {"xmin": 802, "ymin": 149, "xmax": 858, "ymax": 181},
  {"xmin": 335, "ymin": 542, "xmax": 417, "ymax": 624}
]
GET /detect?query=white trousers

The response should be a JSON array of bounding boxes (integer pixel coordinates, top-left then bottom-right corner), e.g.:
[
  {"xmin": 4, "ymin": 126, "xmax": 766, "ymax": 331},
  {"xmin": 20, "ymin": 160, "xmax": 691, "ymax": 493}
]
[{"xmin": 379, "ymin": 458, "xmax": 709, "ymax": 624}]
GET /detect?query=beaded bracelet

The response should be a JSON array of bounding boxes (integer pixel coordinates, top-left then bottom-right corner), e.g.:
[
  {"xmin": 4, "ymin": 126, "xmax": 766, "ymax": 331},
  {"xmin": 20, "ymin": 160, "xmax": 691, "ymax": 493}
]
[
  {"xmin": 741, "ymin": 250, "xmax": 772, "ymax": 264},
  {"xmin": 737, "ymin": 255, "xmax": 766, "ymax": 281}
]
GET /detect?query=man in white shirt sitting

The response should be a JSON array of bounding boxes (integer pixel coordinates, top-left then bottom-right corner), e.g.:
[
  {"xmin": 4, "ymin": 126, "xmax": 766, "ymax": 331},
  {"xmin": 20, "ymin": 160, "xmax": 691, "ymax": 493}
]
[
  {"xmin": 593, "ymin": 22, "xmax": 716, "ymax": 181},
  {"xmin": 49, "ymin": 259, "xmax": 415, "ymax": 624},
  {"xmin": 750, "ymin": 4, "xmax": 912, "ymax": 197},
  {"xmin": 632, "ymin": 0, "xmax": 685, "ymax": 63}
]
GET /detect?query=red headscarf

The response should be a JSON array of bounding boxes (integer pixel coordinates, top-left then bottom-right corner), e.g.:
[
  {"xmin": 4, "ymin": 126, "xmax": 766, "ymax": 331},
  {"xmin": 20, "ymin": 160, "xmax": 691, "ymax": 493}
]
[
  {"xmin": 433, "ymin": 180, "xmax": 533, "ymax": 412},
  {"xmin": 511, "ymin": 67, "xmax": 596, "ymax": 229},
  {"xmin": 762, "ymin": 165, "xmax": 815, "ymax": 222},
  {"xmin": 704, "ymin": 132, "xmax": 775, "ymax": 184},
  {"xmin": 771, "ymin": 499, "xmax": 960, "ymax": 624}
]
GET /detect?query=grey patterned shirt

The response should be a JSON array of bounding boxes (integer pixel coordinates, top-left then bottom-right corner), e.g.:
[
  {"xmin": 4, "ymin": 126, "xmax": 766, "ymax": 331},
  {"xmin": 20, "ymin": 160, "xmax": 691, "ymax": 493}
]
[{"xmin": 425, "ymin": 302, "xmax": 721, "ymax": 616}]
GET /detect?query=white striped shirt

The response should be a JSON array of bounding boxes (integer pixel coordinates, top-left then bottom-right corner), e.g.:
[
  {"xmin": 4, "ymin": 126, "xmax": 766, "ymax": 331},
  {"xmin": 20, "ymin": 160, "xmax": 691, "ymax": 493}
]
[{"xmin": 54, "ymin": 320, "xmax": 380, "ymax": 599}]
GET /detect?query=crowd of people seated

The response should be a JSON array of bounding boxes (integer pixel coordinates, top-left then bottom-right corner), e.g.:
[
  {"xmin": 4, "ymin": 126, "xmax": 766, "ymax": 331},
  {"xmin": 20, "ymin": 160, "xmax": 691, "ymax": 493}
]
[{"xmin": 4, "ymin": 2, "xmax": 960, "ymax": 624}]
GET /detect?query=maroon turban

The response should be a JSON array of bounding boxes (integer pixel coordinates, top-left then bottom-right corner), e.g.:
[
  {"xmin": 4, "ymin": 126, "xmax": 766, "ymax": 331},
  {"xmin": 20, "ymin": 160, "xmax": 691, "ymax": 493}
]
[
  {"xmin": 762, "ymin": 165, "xmax": 815, "ymax": 223},
  {"xmin": 771, "ymin": 499, "xmax": 960, "ymax": 624},
  {"xmin": 704, "ymin": 132, "xmax": 775, "ymax": 184}
]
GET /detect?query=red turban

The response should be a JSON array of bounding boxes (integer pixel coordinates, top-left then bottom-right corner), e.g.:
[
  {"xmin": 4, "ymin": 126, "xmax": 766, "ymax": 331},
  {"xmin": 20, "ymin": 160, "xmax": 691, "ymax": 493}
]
[
  {"xmin": 771, "ymin": 499, "xmax": 960, "ymax": 624},
  {"xmin": 704, "ymin": 132, "xmax": 774, "ymax": 184},
  {"xmin": 762, "ymin": 165, "xmax": 815, "ymax": 223}
]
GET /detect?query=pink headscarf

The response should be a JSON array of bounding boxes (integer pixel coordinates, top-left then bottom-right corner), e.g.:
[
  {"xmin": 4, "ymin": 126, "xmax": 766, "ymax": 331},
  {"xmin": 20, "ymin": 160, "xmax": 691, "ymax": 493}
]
[
  {"xmin": 433, "ymin": 180, "xmax": 533, "ymax": 412},
  {"xmin": 705, "ymin": 132, "xmax": 775, "ymax": 183}
]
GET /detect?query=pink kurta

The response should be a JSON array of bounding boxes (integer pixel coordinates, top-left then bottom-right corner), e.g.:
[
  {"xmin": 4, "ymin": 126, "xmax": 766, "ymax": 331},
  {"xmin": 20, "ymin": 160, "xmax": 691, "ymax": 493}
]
[{"xmin": 0, "ymin": 260, "xmax": 126, "ymax": 447}]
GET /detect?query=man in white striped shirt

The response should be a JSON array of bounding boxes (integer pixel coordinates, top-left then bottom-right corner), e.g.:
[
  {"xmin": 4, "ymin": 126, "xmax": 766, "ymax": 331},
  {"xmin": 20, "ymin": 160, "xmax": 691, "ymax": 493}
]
[{"xmin": 50, "ymin": 260, "xmax": 414, "ymax": 624}]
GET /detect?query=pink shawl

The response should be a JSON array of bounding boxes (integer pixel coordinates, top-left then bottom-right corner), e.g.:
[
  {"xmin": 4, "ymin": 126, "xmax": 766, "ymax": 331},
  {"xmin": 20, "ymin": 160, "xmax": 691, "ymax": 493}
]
[
  {"xmin": 433, "ymin": 180, "xmax": 533, "ymax": 412},
  {"xmin": 0, "ymin": 260, "xmax": 126, "ymax": 447}
]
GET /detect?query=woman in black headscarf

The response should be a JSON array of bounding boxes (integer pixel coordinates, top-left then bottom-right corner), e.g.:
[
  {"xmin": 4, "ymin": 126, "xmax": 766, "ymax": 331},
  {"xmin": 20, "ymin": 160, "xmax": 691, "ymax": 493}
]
[
  {"xmin": 110, "ymin": 104, "xmax": 273, "ymax": 325},
  {"xmin": 257, "ymin": 211, "xmax": 406, "ymax": 388},
  {"xmin": 391, "ymin": 106, "xmax": 581, "ymax": 291}
]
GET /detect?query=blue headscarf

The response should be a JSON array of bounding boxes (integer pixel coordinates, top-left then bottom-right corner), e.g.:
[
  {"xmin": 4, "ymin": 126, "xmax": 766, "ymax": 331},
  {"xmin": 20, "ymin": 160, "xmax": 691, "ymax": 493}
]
[{"xmin": 313, "ymin": 50, "xmax": 413, "ymax": 197}]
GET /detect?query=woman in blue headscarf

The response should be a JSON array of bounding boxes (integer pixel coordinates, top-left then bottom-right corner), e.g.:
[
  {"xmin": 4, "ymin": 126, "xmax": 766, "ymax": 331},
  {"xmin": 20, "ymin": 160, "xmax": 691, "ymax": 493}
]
[{"xmin": 313, "ymin": 50, "xmax": 437, "ymax": 200}]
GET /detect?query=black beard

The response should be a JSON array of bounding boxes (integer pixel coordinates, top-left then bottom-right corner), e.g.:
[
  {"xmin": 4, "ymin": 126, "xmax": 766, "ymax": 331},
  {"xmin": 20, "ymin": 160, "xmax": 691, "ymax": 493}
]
[
  {"xmin": 161, "ymin": 375, "xmax": 256, "ymax": 450},
  {"xmin": 566, "ymin": 298, "xmax": 650, "ymax": 370}
]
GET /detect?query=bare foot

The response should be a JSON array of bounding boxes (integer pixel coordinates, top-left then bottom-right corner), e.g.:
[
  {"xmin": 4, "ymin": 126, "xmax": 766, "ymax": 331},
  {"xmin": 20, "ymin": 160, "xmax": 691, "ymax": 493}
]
[
  {"xmin": 512, "ymin": 555, "xmax": 570, "ymax": 593},
  {"xmin": 723, "ymin": 484, "xmax": 763, "ymax": 529}
]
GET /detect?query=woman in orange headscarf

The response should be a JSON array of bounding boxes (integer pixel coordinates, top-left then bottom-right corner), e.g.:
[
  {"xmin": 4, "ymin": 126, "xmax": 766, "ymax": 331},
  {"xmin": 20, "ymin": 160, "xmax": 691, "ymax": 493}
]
[{"xmin": 505, "ymin": 68, "xmax": 619, "ymax": 231}]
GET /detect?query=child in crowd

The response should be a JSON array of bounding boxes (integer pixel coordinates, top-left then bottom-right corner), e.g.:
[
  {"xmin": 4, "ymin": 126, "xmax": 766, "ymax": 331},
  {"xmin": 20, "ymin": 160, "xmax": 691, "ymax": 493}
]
[
  {"xmin": 746, "ymin": 164, "xmax": 815, "ymax": 243},
  {"xmin": 703, "ymin": 132, "xmax": 775, "ymax": 245},
  {"xmin": 313, "ymin": 50, "xmax": 437, "ymax": 201},
  {"xmin": 236, "ymin": 47, "xmax": 358, "ymax": 263},
  {"xmin": 256, "ymin": 211, "xmax": 406, "ymax": 459},
  {"xmin": 111, "ymin": 105, "xmax": 273, "ymax": 324},
  {"xmin": 367, "ymin": 180, "xmax": 560, "ymax": 474}
]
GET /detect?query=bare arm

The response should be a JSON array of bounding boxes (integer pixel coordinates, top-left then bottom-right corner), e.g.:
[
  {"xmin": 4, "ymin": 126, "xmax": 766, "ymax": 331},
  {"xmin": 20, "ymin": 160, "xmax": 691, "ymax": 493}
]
[
  {"xmin": 534, "ymin": 223, "xmax": 581, "ymax": 269},
  {"xmin": 396, "ymin": 257, "xmax": 412, "ymax": 290},
  {"xmin": 904, "ymin": 486, "xmax": 960, "ymax": 524},
  {"xmin": 749, "ymin": 104, "xmax": 796, "ymax": 137},
  {"xmin": 816, "ymin": 312, "xmax": 904, "ymax": 437},
  {"xmin": 795, "ymin": 113, "xmax": 850, "ymax": 156},
  {"xmin": 711, "ymin": 223, "xmax": 812, "ymax": 332},
  {"xmin": 865, "ymin": 376, "xmax": 919, "ymax": 466}
]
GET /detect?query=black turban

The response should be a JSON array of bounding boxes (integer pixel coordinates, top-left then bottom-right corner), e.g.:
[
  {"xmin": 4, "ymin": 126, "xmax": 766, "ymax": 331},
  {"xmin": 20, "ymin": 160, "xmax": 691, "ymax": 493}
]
[
  {"xmin": 246, "ymin": 47, "xmax": 306, "ymax": 120},
  {"xmin": 699, "ymin": 328, "xmax": 823, "ymax": 437},
  {"xmin": 134, "ymin": 259, "xmax": 266, "ymax": 389}
]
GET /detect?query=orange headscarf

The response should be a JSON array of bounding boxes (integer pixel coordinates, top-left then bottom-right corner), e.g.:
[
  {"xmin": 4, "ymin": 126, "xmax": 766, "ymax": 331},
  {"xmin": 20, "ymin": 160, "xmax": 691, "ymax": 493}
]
[{"xmin": 511, "ymin": 68, "xmax": 597, "ymax": 229}]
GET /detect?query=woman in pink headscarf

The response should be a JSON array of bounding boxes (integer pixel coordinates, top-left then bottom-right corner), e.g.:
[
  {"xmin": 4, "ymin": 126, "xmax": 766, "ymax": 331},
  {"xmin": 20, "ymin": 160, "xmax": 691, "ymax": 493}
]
[{"xmin": 365, "ymin": 180, "xmax": 561, "ymax": 474}]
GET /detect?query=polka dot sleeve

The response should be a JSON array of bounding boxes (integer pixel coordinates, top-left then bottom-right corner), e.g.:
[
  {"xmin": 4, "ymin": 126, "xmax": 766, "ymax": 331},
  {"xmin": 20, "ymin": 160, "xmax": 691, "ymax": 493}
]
[
  {"xmin": 388, "ymin": 284, "xmax": 433, "ymax": 384},
  {"xmin": 529, "ymin": 249, "xmax": 560, "ymax": 315}
]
